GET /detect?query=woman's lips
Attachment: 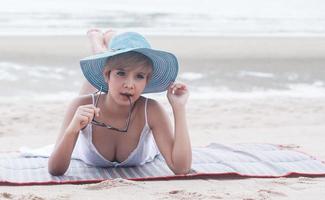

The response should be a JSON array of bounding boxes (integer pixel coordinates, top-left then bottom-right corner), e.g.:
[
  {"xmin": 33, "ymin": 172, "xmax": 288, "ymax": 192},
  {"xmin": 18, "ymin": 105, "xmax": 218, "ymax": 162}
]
[
  {"xmin": 120, "ymin": 92, "xmax": 132, "ymax": 97},
  {"xmin": 120, "ymin": 93, "xmax": 133, "ymax": 101}
]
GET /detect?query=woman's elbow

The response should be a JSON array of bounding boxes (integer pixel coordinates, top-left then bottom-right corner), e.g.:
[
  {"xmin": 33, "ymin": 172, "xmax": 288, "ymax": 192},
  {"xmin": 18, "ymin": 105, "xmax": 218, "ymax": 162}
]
[
  {"xmin": 172, "ymin": 163, "xmax": 192, "ymax": 175},
  {"xmin": 48, "ymin": 159, "xmax": 67, "ymax": 176},
  {"xmin": 48, "ymin": 164, "xmax": 68, "ymax": 176},
  {"xmin": 48, "ymin": 167, "xmax": 66, "ymax": 176},
  {"xmin": 173, "ymin": 167, "xmax": 191, "ymax": 175}
]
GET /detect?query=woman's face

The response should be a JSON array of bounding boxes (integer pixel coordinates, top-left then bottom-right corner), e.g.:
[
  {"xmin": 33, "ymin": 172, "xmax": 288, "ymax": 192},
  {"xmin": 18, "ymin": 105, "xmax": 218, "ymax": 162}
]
[{"xmin": 106, "ymin": 65, "xmax": 151, "ymax": 106}]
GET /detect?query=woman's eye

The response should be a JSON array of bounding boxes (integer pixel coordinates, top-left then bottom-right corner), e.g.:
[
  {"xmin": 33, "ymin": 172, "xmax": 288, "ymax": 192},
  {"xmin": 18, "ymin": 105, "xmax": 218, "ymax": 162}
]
[
  {"xmin": 116, "ymin": 71, "xmax": 125, "ymax": 76},
  {"xmin": 136, "ymin": 74, "xmax": 145, "ymax": 79}
]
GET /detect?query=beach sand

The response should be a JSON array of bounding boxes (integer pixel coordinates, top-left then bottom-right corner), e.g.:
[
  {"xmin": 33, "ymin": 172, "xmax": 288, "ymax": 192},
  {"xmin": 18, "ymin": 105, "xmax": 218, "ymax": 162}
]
[{"xmin": 0, "ymin": 35, "xmax": 325, "ymax": 199}]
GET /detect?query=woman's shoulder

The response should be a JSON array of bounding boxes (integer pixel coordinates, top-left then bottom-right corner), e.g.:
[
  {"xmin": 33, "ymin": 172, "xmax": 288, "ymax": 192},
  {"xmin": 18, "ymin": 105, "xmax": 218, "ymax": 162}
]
[
  {"xmin": 144, "ymin": 97, "xmax": 168, "ymax": 125},
  {"xmin": 145, "ymin": 97, "xmax": 161, "ymax": 110}
]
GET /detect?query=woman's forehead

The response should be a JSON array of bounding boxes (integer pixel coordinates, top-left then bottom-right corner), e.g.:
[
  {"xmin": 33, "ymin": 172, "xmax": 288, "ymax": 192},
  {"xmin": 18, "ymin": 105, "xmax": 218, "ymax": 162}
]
[{"xmin": 114, "ymin": 65, "xmax": 152, "ymax": 73}]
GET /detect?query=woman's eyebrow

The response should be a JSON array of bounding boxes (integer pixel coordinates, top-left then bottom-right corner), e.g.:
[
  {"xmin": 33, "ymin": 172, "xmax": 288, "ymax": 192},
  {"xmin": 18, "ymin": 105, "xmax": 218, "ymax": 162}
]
[{"xmin": 115, "ymin": 67, "xmax": 149, "ymax": 74}]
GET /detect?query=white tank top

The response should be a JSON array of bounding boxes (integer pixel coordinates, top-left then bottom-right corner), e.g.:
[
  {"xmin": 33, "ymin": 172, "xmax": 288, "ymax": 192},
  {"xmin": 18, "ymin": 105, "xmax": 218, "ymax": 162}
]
[{"xmin": 72, "ymin": 95, "xmax": 160, "ymax": 167}]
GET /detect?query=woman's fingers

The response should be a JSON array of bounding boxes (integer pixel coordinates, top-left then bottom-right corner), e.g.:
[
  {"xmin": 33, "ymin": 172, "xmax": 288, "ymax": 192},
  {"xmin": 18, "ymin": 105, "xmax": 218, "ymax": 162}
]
[
  {"xmin": 76, "ymin": 105, "xmax": 99, "ymax": 124},
  {"xmin": 169, "ymin": 82, "xmax": 187, "ymax": 95},
  {"xmin": 79, "ymin": 112, "xmax": 94, "ymax": 124},
  {"xmin": 80, "ymin": 105, "xmax": 100, "ymax": 117},
  {"xmin": 81, "ymin": 107, "xmax": 98, "ymax": 117},
  {"xmin": 79, "ymin": 114, "xmax": 90, "ymax": 123}
]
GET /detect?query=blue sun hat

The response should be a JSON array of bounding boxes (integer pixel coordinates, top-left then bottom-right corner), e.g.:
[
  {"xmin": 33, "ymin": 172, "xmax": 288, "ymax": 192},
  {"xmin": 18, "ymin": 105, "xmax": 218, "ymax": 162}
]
[{"xmin": 80, "ymin": 32, "xmax": 179, "ymax": 93}]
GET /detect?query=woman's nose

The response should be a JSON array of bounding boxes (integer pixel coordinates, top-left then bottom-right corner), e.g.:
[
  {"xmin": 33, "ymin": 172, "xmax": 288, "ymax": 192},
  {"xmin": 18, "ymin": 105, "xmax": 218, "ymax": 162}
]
[{"xmin": 123, "ymin": 78, "xmax": 134, "ymax": 89}]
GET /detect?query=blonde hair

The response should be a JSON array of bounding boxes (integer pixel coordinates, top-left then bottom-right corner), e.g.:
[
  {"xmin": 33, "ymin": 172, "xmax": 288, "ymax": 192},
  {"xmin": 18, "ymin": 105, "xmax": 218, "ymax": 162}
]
[{"xmin": 106, "ymin": 51, "xmax": 153, "ymax": 73}]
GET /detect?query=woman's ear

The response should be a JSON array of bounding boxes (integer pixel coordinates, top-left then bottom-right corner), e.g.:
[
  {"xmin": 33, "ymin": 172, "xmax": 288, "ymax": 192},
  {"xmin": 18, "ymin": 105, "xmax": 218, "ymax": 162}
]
[{"xmin": 103, "ymin": 68, "xmax": 111, "ymax": 83}]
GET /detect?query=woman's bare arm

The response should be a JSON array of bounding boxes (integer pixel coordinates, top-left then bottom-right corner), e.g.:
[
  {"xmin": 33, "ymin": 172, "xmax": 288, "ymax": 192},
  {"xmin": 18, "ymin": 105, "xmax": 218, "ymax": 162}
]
[
  {"xmin": 48, "ymin": 96, "xmax": 99, "ymax": 175},
  {"xmin": 148, "ymin": 83, "xmax": 192, "ymax": 174}
]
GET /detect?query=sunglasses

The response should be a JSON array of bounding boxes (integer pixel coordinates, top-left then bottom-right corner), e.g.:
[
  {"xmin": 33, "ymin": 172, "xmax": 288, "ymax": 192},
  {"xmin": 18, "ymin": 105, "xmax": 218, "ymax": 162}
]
[{"xmin": 91, "ymin": 87, "xmax": 136, "ymax": 133}]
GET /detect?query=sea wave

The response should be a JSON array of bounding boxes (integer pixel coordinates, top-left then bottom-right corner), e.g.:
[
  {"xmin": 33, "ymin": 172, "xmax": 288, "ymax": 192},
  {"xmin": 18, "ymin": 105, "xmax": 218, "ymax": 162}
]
[
  {"xmin": 1, "ymin": 61, "xmax": 324, "ymax": 100},
  {"xmin": 0, "ymin": 0, "xmax": 324, "ymax": 36}
]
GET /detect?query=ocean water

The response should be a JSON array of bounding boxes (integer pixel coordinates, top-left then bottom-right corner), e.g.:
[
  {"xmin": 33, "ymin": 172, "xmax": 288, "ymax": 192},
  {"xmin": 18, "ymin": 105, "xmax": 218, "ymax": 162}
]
[
  {"xmin": 1, "ymin": 0, "xmax": 325, "ymax": 100},
  {"xmin": 0, "ymin": 0, "xmax": 325, "ymax": 36},
  {"xmin": 1, "ymin": 61, "xmax": 325, "ymax": 101}
]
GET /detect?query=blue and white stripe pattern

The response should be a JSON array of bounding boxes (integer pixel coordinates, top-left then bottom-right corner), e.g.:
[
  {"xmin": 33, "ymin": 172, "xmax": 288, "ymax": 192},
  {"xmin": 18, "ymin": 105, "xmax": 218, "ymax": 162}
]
[
  {"xmin": 80, "ymin": 32, "xmax": 178, "ymax": 94},
  {"xmin": 1, "ymin": 143, "xmax": 325, "ymax": 185}
]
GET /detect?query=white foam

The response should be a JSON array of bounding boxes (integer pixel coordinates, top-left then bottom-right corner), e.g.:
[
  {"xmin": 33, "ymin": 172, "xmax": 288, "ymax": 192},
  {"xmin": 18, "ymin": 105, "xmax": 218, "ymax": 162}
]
[
  {"xmin": 0, "ymin": 91, "xmax": 78, "ymax": 102},
  {"xmin": 288, "ymin": 73, "xmax": 299, "ymax": 81},
  {"xmin": 239, "ymin": 71, "xmax": 275, "ymax": 78},
  {"xmin": 0, "ymin": 70, "xmax": 18, "ymax": 81},
  {"xmin": 0, "ymin": 61, "xmax": 76, "ymax": 80},
  {"xmin": 2, "ymin": 82, "xmax": 325, "ymax": 103},
  {"xmin": 0, "ymin": 62, "xmax": 24, "ymax": 70},
  {"xmin": 189, "ymin": 84, "xmax": 325, "ymax": 99},
  {"xmin": 287, "ymin": 82, "xmax": 325, "ymax": 94},
  {"xmin": 143, "ymin": 82, "xmax": 325, "ymax": 100},
  {"xmin": 179, "ymin": 72, "xmax": 204, "ymax": 81},
  {"xmin": 313, "ymin": 81, "xmax": 324, "ymax": 87},
  {"xmin": 0, "ymin": 62, "xmax": 21, "ymax": 81},
  {"xmin": 27, "ymin": 70, "xmax": 43, "ymax": 78}
]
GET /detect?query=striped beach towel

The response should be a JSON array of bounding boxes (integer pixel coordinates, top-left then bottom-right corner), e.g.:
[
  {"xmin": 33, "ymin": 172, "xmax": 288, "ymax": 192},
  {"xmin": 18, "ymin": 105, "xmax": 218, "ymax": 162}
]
[{"xmin": 1, "ymin": 143, "xmax": 325, "ymax": 185}]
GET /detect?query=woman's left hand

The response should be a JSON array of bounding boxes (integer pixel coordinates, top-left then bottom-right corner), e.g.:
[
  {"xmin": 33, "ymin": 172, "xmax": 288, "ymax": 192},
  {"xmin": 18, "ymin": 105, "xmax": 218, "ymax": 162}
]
[{"xmin": 167, "ymin": 82, "xmax": 189, "ymax": 108}]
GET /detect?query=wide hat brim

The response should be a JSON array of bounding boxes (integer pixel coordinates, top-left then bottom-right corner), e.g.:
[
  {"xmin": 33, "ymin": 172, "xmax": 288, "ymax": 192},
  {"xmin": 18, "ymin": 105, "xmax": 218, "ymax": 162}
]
[{"xmin": 80, "ymin": 47, "xmax": 178, "ymax": 93}]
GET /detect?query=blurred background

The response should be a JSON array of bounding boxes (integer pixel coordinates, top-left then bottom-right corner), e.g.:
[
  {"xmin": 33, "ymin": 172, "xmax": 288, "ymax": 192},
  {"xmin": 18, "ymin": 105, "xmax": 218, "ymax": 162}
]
[
  {"xmin": 0, "ymin": 0, "xmax": 325, "ymax": 100},
  {"xmin": 1, "ymin": 0, "xmax": 325, "ymax": 36}
]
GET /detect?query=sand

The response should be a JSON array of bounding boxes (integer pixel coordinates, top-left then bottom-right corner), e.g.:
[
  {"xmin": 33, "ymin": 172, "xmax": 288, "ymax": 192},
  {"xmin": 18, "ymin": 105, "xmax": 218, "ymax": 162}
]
[{"xmin": 0, "ymin": 35, "xmax": 325, "ymax": 199}]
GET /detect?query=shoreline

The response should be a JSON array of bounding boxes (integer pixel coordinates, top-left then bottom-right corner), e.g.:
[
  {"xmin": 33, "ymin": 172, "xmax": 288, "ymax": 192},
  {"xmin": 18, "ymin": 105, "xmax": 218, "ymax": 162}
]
[{"xmin": 0, "ymin": 36, "xmax": 325, "ymax": 63}]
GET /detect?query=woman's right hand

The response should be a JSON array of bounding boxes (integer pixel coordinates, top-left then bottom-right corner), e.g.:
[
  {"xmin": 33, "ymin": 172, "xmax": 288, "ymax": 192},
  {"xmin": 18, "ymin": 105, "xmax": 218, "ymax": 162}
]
[{"xmin": 67, "ymin": 104, "xmax": 100, "ymax": 134}]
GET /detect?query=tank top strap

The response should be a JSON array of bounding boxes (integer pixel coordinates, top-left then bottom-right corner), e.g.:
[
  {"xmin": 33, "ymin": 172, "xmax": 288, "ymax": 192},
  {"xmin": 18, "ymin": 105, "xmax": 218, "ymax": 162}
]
[
  {"xmin": 144, "ymin": 98, "xmax": 149, "ymax": 126},
  {"xmin": 90, "ymin": 93, "xmax": 95, "ymax": 105}
]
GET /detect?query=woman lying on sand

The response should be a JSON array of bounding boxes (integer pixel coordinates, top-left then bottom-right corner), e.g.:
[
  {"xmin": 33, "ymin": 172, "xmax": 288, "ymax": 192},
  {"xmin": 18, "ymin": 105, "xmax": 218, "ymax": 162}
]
[{"xmin": 48, "ymin": 29, "xmax": 192, "ymax": 175}]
